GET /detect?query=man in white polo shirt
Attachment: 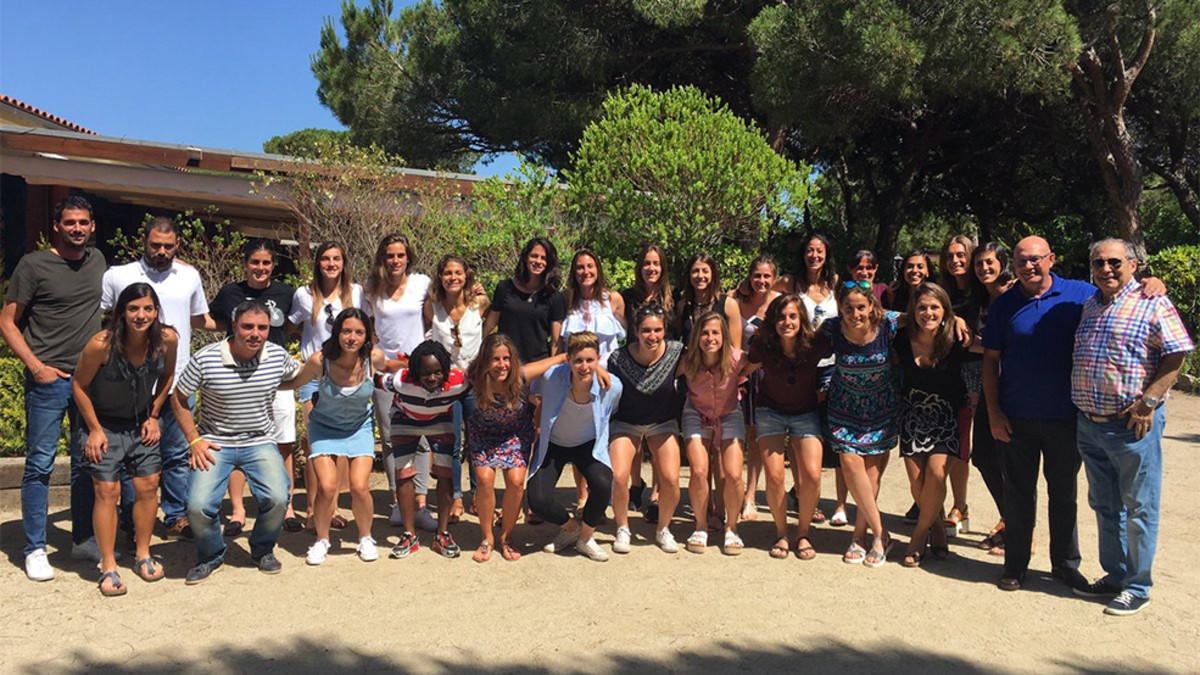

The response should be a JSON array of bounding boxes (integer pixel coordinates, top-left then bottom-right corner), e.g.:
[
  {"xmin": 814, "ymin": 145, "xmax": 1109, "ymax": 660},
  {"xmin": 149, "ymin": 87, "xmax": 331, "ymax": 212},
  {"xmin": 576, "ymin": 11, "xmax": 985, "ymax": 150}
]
[{"xmin": 101, "ymin": 217, "xmax": 211, "ymax": 538}]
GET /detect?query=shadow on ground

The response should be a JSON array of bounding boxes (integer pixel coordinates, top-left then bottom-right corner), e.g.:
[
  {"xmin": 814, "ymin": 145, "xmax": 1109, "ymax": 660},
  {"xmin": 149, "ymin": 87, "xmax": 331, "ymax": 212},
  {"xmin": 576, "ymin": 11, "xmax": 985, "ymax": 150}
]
[{"xmin": 26, "ymin": 635, "xmax": 1171, "ymax": 675}]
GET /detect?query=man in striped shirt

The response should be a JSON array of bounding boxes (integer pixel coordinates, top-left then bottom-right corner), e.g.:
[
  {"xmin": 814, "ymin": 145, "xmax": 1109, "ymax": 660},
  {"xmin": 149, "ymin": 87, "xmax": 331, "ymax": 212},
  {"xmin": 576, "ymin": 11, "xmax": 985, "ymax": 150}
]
[
  {"xmin": 375, "ymin": 340, "xmax": 470, "ymax": 559},
  {"xmin": 171, "ymin": 299, "xmax": 301, "ymax": 584},
  {"xmin": 1070, "ymin": 238, "xmax": 1193, "ymax": 616}
]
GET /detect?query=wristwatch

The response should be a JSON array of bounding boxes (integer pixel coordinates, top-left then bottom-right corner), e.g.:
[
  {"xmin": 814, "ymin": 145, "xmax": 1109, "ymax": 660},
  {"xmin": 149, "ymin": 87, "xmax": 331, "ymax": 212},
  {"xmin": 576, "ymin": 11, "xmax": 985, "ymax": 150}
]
[{"xmin": 1140, "ymin": 394, "xmax": 1161, "ymax": 410}]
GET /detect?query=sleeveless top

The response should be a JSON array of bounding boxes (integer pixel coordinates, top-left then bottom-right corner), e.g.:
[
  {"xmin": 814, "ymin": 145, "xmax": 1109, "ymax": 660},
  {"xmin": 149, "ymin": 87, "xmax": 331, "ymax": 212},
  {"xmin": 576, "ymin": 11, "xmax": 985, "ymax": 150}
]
[
  {"xmin": 801, "ymin": 291, "xmax": 838, "ymax": 368},
  {"xmin": 309, "ymin": 356, "xmax": 375, "ymax": 430},
  {"xmin": 608, "ymin": 341, "xmax": 686, "ymax": 424},
  {"xmin": 561, "ymin": 293, "xmax": 626, "ymax": 359},
  {"xmin": 676, "ymin": 295, "xmax": 728, "ymax": 347},
  {"xmin": 89, "ymin": 349, "xmax": 165, "ymax": 430},
  {"xmin": 431, "ymin": 302, "xmax": 484, "ymax": 371}
]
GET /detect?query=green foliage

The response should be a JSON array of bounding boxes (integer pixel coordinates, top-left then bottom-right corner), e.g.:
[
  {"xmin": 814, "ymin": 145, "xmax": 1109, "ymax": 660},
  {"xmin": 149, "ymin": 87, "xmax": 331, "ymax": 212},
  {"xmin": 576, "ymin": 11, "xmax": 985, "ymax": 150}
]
[
  {"xmin": 1148, "ymin": 244, "xmax": 1200, "ymax": 334},
  {"xmin": 263, "ymin": 128, "xmax": 352, "ymax": 158},
  {"xmin": 0, "ymin": 351, "xmax": 31, "ymax": 455},
  {"xmin": 565, "ymin": 85, "xmax": 810, "ymax": 282}
]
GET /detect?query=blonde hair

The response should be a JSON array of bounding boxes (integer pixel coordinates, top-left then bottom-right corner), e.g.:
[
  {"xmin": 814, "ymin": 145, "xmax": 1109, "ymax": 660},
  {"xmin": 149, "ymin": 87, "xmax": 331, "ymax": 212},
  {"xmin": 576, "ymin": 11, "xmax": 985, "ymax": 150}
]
[
  {"xmin": 468, "ymin": 333, "xmax": 525, "ymax": 411},
  {"xmin": 566, "ymin": 331, "xmax": 600, "ymax": 356},
  {"xmin": 308, "ymin": 241, "xmax": 355, "ymax": 325},
  {"xmin": 683, "ymin": 311, "xmax": 732, "ymax": 381}
]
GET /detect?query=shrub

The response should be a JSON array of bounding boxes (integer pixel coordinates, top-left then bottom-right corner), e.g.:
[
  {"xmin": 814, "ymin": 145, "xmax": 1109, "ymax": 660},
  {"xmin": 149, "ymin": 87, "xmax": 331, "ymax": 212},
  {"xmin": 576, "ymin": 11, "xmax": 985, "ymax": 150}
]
[{"xmin": 1148, "ymin": 244, "xmax": 1200, "ymax": 388}]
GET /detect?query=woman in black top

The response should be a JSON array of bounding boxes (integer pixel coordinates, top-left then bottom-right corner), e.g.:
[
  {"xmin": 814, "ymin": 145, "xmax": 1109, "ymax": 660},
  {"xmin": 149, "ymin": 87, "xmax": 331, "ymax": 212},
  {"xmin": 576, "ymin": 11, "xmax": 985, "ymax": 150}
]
[
  {"xmin": 896, "ymin": 283, "xmax": 965, "ymax": 567},
  {"xmin": 72, "ymin": 283, "xmax": 178, "ymax": 595},
  {"xmin": 885, "ymin": 251, "xmax": 939, "ymax": 312},
  {"xmin": 938, "ymin": 235, "xmax": 979, "ymax": 537},
  {"xmin": 620, "ymin": 243, "xmax": 674, "ymax": 335},
  {"xmin": 607, "ymin": 304, "xmax": 687, "ymax": 555},
  {"xmin": 674, "ymin": 252, "xmax": 742, "ymax": 349},
  {"xmin": 484, "ymin": 237, "xmax": 566, "ymax": 361}
]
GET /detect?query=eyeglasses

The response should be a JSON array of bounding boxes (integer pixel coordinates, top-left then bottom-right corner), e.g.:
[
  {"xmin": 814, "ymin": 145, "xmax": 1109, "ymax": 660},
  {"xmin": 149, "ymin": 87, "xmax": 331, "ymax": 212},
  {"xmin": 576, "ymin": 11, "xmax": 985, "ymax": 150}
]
[
  {"xmin": 1090, "ymin": 257, "xmax": 1126, "ymax": 270},
  {"xmin": 60, "ymin": 218, "xmax": 92, "ymax": 226},
  {"xmin": 323, "ymin": 303, "xmax": 336, "ymax": 330},
  {"xmin": 1015, "ymin": 254, "xmax": 1050, "ymax": 268},
  {"xmin": 842, "ymin": 280, "xmax": 872, "ymax": 291}
]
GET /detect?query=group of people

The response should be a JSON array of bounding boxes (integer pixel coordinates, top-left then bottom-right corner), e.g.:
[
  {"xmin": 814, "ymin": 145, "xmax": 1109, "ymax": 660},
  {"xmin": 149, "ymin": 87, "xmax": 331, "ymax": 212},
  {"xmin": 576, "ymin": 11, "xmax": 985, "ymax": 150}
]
[{"xmin": 3, "ymin": 196, "xmax": 1192, "ymax": 618}]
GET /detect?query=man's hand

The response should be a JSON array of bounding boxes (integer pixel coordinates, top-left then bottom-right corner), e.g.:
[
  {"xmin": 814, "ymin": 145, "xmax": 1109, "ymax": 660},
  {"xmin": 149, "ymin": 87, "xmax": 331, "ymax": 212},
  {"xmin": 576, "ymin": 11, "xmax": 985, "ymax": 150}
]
[
  {"xmin": 989, "ymin": 407, "xmax": 1013, "ymax": 443},
  {"xmin": 33, "ymin": 364, "xmax": 68, "ymax": 385},
  {"xmin": 1121, "ymin": 400, "xmax": 1155, "ymax": 440},
  {"xmin": 84, "ymin": 430, "xmax": 108, "ymax": 464},
  {"xmin": 189, "ymin": 439, "xmax": 221, "ymax": 471}
]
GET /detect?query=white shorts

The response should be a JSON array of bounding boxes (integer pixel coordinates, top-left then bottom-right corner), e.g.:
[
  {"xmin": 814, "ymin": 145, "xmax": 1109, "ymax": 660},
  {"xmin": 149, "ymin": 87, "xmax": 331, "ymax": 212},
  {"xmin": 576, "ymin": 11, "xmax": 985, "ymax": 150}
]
[{"xmin": 271, "ymin": 389, "xmax": 297, "ymax": 445}]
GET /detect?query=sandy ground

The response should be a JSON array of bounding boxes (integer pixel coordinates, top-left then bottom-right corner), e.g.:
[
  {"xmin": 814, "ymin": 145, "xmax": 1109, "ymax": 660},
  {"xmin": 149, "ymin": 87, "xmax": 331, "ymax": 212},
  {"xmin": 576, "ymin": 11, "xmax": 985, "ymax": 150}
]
[{"xmin": 2, "ymin": 394, "xmax": 1199, "ymax": 674}]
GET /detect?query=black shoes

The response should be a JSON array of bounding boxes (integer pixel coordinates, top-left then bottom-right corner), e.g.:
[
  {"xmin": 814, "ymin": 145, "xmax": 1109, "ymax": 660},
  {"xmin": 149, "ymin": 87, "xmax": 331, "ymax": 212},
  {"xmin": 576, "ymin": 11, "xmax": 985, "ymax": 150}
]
[
  {"xmin": 185, "ymin": 561, "xmax": 222, "ymax": 585},
  {"xmin": 253, "ymin": 553, "xmax": 283, "ymax": 574},
  {"xmin": 1073, "ymin": 578, "xmax": 1123, "ymax": 599}
]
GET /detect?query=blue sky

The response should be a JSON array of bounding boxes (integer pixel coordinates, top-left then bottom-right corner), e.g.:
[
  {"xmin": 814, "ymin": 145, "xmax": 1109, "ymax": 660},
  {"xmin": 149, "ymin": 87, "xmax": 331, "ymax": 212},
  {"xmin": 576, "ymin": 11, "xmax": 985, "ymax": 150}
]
[{"xmin": 0, "ymin": 1, "xmax": 517, "ymax": 176}]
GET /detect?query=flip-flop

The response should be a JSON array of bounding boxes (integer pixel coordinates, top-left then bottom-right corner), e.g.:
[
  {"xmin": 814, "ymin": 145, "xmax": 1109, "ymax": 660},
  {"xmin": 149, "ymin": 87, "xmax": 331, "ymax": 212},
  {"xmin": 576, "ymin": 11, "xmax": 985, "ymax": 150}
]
[
  {"xmin": 98, "ymin": 570, "xmax": 127, "ymax": 597},
  {"xmin": 795, "ymin": 536, "xmax": 817, "ymax": 561},
  {"xmin": 863, "ymin": 534, "xmax": 893, "ymax": 568},
  {"xmin": 133, "ymin": 556, "xmax": 164, "ymax": 582},
  {"xmin": 472, "ymin": 540, "xmax": 492, "ymax": 563},
  {"xmin": 499, "ymin": 541, "xmax": 521, "ymax": 561},
  {"xmin": 769, "ymin": 537, "xmax": 790, "ymax": 559}
]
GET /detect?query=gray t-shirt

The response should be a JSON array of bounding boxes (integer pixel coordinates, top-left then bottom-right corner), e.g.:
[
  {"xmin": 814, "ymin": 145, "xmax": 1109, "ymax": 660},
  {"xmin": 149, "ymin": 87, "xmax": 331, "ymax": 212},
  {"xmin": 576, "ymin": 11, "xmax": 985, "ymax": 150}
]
[{"xmin": 5, "ymin": 248, "xmax": 106, "ymax": 372}]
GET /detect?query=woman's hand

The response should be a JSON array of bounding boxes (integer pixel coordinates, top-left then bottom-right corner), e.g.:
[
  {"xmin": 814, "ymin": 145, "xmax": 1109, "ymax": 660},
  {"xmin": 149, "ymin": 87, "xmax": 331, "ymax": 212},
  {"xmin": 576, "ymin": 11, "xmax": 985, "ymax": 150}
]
[
  {"xmin": 140, "ymin": 417, "xmax": 161, "ymax": 446},
  {"xmin": 84, "ymin": 430, "xmax": 108, "ymax": 464}
]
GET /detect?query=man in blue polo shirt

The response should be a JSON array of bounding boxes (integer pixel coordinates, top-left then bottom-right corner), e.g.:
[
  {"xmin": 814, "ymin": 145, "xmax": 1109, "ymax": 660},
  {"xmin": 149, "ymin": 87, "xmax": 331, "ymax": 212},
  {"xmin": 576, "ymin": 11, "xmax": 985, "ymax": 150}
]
[{"xmin": 982, "ymin": 236, "xmax": 1164, "ymax": 593}]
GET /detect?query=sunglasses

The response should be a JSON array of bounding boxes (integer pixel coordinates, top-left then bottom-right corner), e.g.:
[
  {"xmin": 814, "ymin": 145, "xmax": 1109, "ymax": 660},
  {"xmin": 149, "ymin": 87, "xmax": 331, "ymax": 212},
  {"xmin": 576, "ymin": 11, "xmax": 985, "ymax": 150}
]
[
  {"xmin": 842, "ymin": 280, "xmax": 872, "ymax": 291},
  {"xmin": 324, "ymin": 303, "xmax": 336, "ymax": 330},
  {"xmin": 1090, "ymin": 257, "xmax": 1126, "ymax": 270},
  {"xmin": 450, "ymin": 323, "xmax": 462, "ymax": 349}
]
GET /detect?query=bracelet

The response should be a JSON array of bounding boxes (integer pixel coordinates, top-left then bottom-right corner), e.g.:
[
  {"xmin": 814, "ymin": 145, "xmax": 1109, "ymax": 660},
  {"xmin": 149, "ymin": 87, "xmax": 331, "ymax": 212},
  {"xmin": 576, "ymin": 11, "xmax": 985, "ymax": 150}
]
[
  {"xmin": 188, "ymin": 437, "xmax": 204, "ymax": 448},
  {"xmin": 31, "ymin": 364, "xmax": 45, "ymax": 377}
]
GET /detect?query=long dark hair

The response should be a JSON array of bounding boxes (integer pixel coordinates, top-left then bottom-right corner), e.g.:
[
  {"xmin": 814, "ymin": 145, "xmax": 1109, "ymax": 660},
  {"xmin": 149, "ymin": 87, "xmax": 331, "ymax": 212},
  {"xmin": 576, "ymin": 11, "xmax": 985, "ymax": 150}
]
[
  {"xmin": 432, "ymin": 254, "xmax": 477, "ymax": 309},
  {"xmin": 631, "ymin": 243, "xmax": 673, "ymax": 314},
  {"xmin": 321, "ymin": 308, "xmax": 373, "ymax": 363},
  {"xmin": 514, "ymin": 237, "xmax": 561, "ymax": 291},
  {"xmin": 907, "ymin": 283, "xmax": 957, "ymax": 363},
  {"xmin": 891, "ymin": 250, "xmax": 939, "ymax": 311},
  {"xmin": 801, "ymin": 233, "xmax": 837, "ymax": 288},
  {"xmin": 566, "ymin": 248, "xmax": 611, "ymax": 311},
  {"xmin": 755, "ymin": 293, "xmax": 815, "ymax": 365},
  {"xmin": 970, "ymin": 241, "xmax": 1013, "ymax": 304},
  {"xmin": 106, "ymin": 282, "xmax": 167, "ymax": 364}
]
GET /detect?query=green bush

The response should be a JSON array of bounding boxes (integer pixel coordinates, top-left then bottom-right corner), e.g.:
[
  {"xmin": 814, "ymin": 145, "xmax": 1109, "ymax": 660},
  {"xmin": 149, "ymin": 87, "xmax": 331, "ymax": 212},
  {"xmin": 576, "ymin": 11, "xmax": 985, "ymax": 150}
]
[{"xmin": 1148, "ymin": 244, "xmax": 1200, "ymax": 388}]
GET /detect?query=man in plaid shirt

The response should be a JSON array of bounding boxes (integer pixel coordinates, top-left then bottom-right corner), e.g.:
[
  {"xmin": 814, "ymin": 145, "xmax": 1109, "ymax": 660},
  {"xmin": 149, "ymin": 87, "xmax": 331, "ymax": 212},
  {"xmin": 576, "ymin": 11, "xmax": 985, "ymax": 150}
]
[{"xmin": 1070, "ymin": 238, "xmax": 1194, "ymax": 617}]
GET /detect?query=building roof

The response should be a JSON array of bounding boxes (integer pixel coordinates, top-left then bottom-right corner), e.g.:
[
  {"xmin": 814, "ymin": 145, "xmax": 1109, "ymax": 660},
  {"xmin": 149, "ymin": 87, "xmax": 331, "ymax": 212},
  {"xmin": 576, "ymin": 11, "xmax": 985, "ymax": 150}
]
[{"xmin": 0, "ymin": 94, "xmax": 96, "ymax": 135}]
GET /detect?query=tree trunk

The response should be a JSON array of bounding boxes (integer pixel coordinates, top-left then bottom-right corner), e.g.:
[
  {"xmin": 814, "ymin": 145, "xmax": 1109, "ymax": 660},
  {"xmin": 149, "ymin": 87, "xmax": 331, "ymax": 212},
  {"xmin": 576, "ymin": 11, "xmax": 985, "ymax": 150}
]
[{"xmin": 1069, "ymin": 8, "xmax": 1157, "ymax": 249}]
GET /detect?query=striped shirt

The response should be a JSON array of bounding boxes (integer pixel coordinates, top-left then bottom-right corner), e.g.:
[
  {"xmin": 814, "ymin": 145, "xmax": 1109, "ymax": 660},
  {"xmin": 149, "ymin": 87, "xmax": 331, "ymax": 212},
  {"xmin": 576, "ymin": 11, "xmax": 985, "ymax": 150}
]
[
  {"xmin": 176, "ymin": 340, "xmax": 301, "ymax": 445},
  {"xmin": 1071, "ymin": 279, "xmax": 1194, "ymax": 415},
  {"xmin": 376, "ymin": 369, "xmax": 470, "ymax": 436}
]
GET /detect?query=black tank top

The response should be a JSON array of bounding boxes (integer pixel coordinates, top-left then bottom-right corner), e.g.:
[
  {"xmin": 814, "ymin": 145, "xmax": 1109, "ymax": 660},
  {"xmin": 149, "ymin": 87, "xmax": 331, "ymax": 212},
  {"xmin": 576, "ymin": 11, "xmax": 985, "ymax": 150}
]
[{"xmin": 89, "ymin": 349, "xmax": 164, "ymax": 430}]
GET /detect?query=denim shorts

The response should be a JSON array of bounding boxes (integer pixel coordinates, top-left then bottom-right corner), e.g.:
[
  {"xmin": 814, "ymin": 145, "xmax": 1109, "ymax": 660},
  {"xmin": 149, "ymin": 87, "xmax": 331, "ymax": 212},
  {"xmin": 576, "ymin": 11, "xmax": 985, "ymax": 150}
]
[
  {"xmin": 298, "ymin": 379, "xmax": 319, "ymax": 404},
  {"xmin": 610, "ymin": 418, "xmax": 679, "ymax": 442},
  {"xmin": 681, "ymin": 403, "xmax": 746, "ymax": 442},
  {"xmin": 755, "ymin": 407, "xmax": 822, "ymax": 441}
]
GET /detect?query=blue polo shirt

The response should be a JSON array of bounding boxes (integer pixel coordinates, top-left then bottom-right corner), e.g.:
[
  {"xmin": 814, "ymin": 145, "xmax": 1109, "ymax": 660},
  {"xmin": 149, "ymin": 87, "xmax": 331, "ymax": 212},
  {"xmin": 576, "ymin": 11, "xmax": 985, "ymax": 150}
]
[{"xmin": 981, "ymin": 273, "xmax": 1095, "ymax": 420}]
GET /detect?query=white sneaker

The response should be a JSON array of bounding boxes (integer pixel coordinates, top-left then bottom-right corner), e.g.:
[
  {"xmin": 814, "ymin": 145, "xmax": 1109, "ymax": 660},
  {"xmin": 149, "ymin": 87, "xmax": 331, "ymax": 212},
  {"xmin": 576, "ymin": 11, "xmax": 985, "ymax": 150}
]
[
  {"xmin": 25, "ymin": 549, "xmax": 54, "ymax": 581},
  {"xmin": 306, "ymin": 539, "xmax": 332, "ymax": 566},
  {"xmin": 543, "ymin": 527, "xmax": 580, "ymax": 553},
  {"xmin": 613, "ymin": 526, "xmax": 632, "ymax": 554},
  {"xmin": 656, "ymin": 528, "xmax": 679, "ymax": 554},
  {"xmin": 389, "ymin": 503, "xmax": 404, "ymax": 526},
  {"xmin": 575, "ymin": 537, "xmax": 610, "ymax": 562},
  {"xmin": 356, "ymin": 536, "xmax": 379, "ymax": 562},
  {"xmin": 70, "ymin": 536, "xmax": 101, "ymax": 562}
]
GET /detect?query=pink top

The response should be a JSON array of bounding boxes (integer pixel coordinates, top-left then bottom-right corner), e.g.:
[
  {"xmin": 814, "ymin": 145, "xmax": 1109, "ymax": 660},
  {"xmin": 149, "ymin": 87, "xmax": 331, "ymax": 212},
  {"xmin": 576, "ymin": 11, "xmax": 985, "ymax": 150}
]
[{"xmin": 686, "ymin": 348, "xmax": 744, "ymax": 421}]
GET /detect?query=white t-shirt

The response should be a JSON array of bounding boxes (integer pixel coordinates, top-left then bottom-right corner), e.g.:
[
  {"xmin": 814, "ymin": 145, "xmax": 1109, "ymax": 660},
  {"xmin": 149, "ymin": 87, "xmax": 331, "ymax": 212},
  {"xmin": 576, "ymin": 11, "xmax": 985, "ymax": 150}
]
[
  {"xmin": 365, "ymin": 274, "xmax": 432, "ymax": 359},
  {"xmin": 289, "ymin": 284, "xmax": 365, "ymax": 359},
  {"xmin": 101, "ymin": 258, "xmax": 209, "ymax": 380}
]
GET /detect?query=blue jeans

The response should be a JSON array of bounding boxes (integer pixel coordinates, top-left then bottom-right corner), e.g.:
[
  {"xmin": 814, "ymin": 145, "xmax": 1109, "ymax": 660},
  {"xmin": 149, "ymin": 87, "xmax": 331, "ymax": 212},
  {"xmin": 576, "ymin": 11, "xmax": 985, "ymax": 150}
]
[
  {"xmin": 1077, "ymin": 409, "xmax": 1165, "ymax": 600},
  {"xmin": 451, "ymin": 393, "xmax": 478, "ymax": 497},
  {"xmin": 158, "ymin": 394, "xmax": 193, "ymax": 526},
  {"xmin": 21, "ymin": 373, "xmax": 93, "ymax": 554},
  {"xmin": 187, "ymin": 441, "xmax": 290, "ymax": 565}
]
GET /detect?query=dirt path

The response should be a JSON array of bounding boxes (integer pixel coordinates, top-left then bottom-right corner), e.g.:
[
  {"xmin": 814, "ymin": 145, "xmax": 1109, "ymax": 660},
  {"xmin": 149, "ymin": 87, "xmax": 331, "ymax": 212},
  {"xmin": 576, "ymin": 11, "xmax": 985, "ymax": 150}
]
[{"xmin": 3, "ymin": 395, "xmax": 1199, "ymax": 674}]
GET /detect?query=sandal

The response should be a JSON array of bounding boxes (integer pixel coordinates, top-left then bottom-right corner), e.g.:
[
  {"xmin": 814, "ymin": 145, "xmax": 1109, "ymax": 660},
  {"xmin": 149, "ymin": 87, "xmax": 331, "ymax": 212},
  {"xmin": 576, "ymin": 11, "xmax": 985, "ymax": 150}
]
[
  {"xmin": 829, "ymin": 509, "xmax": 849, "ymax": 527},
  {"xmin": 795, "ymin": 536, "xmax": 816, "ymax": 561},
  {"xmin": 769, "ymin": 537, "xmax": 790, "ymax": 560},
  {"xmin": 686, "ymin": 530, "xmax": 708, "ymax": 554},
  {"xmin": 739, "ymin": 500, "xmax": 758, "ymax": 522},
  {"xmin": 722, "ymin": 530, "xmax": 744, "ymax": 556},
  {"xmin": 863, "ymin": 534, "xmax": 893, "ymax": 568},
  {"xmin": 930, "ymin": 544, "xmax": 950, "ymax": 560},
  {"xmin": 330, "ymin": 514, "xmax": 349, "ymax": 530},
  {"xmin": 842, "ymin": 541, "xmax": 867, "ymax": 564},
  {"xmin": 98, "ymin": 569, "xmax": 127, "ymax": 597},
  {"xmin": 901, "ymin": 548, "xmax": 925, "ymax": 568},
  {"xmin": 810, "ymin": 507, "xmax": 827, "ymax": 524},
  {"xmin": 283, "ymin": 516, "xmax": 304, "ymax": 533},
  {"xmin": 499, "ymin": 540, "xmax": 521, "ymax": 562},
  {"xmin": 133, "ymin": 556, "xmax": 164, "ymax": 582},
  {"xmin": 945, "ymin": 506, "xmax": 970, "ymax": 536},
  {"xmin": 472, "ymin": 540, "xmax": 492, "ymax": 563}
]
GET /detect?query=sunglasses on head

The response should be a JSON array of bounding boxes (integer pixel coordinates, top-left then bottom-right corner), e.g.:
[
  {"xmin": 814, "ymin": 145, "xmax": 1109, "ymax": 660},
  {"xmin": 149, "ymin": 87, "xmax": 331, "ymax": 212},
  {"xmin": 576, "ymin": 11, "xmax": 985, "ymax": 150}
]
[{"xmin": 842, "ymin": 280, "xmax": 872, "ymax": 291}]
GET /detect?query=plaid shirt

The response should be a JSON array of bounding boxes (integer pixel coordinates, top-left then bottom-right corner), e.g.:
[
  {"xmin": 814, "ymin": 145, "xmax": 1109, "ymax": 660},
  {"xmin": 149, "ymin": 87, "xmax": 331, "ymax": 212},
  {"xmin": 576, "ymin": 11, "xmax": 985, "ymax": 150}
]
[{"xmin": 1071, "ymin": 279, "xmax": 1194, "ymax": 415}]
